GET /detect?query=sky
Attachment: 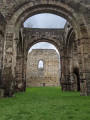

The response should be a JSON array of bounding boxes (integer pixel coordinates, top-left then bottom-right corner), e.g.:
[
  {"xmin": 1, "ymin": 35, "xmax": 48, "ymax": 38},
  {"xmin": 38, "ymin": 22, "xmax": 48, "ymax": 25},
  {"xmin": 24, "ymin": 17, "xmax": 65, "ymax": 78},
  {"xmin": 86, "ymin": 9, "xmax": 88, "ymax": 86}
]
[
  {"xmin": 29, "ymin": 42, "xmax": 59, "ymax": 54},
  {"xmin": 24, "ymin": 13, "xmax": 66, "ymax": 28},
  {"xmin": 24, "ymin": 13, "xmax": 66, "ymax": 54}
]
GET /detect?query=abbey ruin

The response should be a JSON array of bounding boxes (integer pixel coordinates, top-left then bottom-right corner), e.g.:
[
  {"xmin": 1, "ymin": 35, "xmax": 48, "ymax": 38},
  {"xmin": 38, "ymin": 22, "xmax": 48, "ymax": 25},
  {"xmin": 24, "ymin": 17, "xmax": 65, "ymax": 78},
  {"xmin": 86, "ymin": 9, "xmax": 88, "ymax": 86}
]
[
  {"xmin": 0, "ymin": 0, "xmax": 90, "ymax": 97},
  {"xmin": 26, "ymin": 49, "xmax": 60, "ymax": 87}
]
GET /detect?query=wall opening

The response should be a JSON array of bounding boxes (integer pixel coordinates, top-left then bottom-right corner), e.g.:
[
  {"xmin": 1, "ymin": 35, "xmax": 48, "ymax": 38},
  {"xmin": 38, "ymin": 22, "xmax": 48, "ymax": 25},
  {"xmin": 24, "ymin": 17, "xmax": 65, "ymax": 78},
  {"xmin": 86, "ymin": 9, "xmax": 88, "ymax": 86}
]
[
  {"xmin": 24, "ymin": 13, "xmax": 67, "ymax": 88},
  {"xmin": 38, "ymin": 60, "xmax": 44, "ymax": 69},
  {"xmin": 26, "ymin": 42, "xmax": 61, "ymax": 87},
  {"xmin": 73, "ymin": 67, "xmax": 80, "ymax": 91}
]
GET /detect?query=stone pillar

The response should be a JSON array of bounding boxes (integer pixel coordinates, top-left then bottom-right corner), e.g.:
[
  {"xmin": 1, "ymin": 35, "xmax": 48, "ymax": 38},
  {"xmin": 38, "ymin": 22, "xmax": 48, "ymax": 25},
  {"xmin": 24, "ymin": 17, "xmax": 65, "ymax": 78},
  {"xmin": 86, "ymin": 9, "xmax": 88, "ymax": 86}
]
[
  {"xmin": 69, "ymin": 41, "xmax": 79, "ymax": 91},
  {"xmin": 2, "ymin": 33, "xmax": 15, "ymax": 97},
  {"xmin": 0, "ymin": 34, "xmax": 4, "ymax": 87},
  {"xmin": 15, "ymin": 56, "xmax": 24, "ymax": 92},
  {"xmin": 0, "ymin": 34, "xmax": 4, "ymax": 98},
  {"xmin": 15, "ymin": 28, "xmax": 27, "ymax": 92},
  {"xmin": 23, "ymin": 57, "xmax": 27, "ymax": 91},
  {"xmin": 15, "ymin": 55, "xmax": 27, "ymax": 92},
  {"xmin": 77, "ymin": 38, "xmax": 90, "ymax": 95},
  {"xmin": 60, "ymin": 45, "xmax": 67, "ymax": 91},
  {"xmin": 77, "ymin": 24, "xmax": 90, "ymax": 95},
  {"xmin": 61, "ymin": 45, "xmax": 72, "ymax": 91},
  {"xmin": 60, "ymin": 47, "xmax": 65, "ymax": 82}
]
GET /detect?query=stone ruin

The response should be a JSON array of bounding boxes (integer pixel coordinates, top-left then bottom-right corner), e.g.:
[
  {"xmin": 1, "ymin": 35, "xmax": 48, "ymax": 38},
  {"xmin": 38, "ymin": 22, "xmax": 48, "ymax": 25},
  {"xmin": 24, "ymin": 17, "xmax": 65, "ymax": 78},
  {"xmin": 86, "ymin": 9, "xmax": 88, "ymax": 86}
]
[{"xmin": 0, "ymin": 0, "xmax": 90, "ymax": 97}]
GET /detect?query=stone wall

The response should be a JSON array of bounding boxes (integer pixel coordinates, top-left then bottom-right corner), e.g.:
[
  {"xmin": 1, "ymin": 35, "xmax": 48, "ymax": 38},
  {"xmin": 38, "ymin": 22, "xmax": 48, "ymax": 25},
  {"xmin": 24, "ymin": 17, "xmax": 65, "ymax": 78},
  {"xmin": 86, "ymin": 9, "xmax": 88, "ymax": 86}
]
[
  {"xmin": 0, "ymin": 0, "xmax": 90, "ymax": 97},
  {"xmin": 26, "ymin": 49, "xmax": 60, "ymax": 87}
]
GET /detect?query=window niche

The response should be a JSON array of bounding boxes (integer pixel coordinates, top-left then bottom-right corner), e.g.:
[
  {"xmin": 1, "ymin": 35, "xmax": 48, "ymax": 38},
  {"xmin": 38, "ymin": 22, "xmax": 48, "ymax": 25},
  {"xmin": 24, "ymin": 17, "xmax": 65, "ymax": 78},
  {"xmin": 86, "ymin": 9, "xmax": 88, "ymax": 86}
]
[{"xmin": 38, "ymin": 60, "xmax": 44, "ymax": 69}]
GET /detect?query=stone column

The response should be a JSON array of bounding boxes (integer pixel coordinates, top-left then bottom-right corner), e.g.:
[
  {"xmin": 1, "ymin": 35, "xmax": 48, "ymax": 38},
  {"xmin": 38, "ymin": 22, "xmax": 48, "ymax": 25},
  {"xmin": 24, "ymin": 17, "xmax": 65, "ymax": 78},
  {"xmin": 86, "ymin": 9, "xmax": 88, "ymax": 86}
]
[
  {"xmin": 2, "ymin": 33, "xmax": 15, "ymax": 97},
  {"xmin": 77, "ymin": 38, "xmax": 90, "ymax": 95},
  {"xmin": 77, "ymin": 24, "xmax": 90, "ymax": 95},
  {"xmin": 15, "ymin": 53, "xmax": 27, "ymax": 92},
  {"xmin": 60, "ymin": 47, "xmax": 66, "ymax": 90},
  {"xmin": 69, "ymin": 42, "xmax": 79, "ymax": 91},
  {"xmin": 61, "ymin": 45, "xmax": 72, "ymax": 91},
  {"xmin": 15, "ymin": 56, "xmax": 23, "ymax": 92},
  {"xmin": 0, "ymin": 34, "xmax": 4, "ymax": 87},
  {"xmin": 0, "ymin": 34, "xmax": 5, "ymax": 98},
  {"xmin": 15, "ymin": 27, "xmax": 27, "ymax": 92}
]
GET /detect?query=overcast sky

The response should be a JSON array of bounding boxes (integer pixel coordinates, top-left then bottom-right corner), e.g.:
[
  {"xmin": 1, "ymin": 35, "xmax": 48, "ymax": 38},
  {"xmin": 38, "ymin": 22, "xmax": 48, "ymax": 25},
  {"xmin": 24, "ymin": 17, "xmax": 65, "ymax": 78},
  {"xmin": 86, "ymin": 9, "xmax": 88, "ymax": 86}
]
[
  {"xmin": 29, "ymin": 42, "xmax": 59, "ymax": 54},
  {"xmin": 24, "ymin": 13, "xmax": 66, "ymax": 54},
  {"xmin": 24, "ymin": 13, "xmax": 66, "ymax": 28}
]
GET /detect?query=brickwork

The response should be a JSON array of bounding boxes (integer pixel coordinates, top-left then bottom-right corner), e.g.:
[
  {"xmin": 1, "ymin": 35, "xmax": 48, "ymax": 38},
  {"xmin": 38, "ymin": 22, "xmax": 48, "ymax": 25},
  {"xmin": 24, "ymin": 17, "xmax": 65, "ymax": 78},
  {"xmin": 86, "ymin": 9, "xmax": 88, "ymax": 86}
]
[{"xmin": 26, "ymin": 49, "xmax": 60, "ymax": 87}]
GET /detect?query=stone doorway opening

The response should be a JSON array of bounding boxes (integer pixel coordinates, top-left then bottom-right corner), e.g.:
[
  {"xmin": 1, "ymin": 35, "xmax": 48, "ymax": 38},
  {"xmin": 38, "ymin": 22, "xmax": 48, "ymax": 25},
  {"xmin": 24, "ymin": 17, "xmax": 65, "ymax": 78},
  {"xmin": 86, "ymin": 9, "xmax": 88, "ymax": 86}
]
[
  {"xmin": 24, "ymin": 13, "xmax": 65, "ymax": 88},
  {"xmin": 73, "ymin": 67, "xmax": 80, "ymax": 91},
  {"xmin": 26, "ymin": 42, "xmax": 61, "ymax": 87}
]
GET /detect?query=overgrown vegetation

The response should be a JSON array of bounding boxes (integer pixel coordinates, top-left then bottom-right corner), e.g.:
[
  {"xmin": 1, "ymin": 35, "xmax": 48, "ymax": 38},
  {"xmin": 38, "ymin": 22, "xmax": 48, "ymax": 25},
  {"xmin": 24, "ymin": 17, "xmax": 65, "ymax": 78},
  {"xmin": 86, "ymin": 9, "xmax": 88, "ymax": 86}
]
[{"xmin": 0, "ymin": 87, "xmax": 90, "ymax": 120}]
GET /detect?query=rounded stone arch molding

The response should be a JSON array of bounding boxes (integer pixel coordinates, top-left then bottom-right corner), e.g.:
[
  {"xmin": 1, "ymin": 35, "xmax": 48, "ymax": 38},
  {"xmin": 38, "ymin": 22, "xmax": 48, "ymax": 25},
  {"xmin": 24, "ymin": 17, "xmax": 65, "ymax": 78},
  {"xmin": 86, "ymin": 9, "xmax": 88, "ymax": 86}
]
[
  {"xmin": 66, "ymin": 30, "xmax": 77, "ymax": 50},
  {"xmin": 25, "ymin": 37, "xmax": 61, "ymax": 55},
  {"xmin": 0, "ymin": 0, "xmax": 88, "ymax": 38},
  {"xmin": 23, "ymin": 28, "xmax": 63, "ymax": 55},
  {"xmin": 3, "ymin": 0, "xmax": 84, "ymax": 37}
]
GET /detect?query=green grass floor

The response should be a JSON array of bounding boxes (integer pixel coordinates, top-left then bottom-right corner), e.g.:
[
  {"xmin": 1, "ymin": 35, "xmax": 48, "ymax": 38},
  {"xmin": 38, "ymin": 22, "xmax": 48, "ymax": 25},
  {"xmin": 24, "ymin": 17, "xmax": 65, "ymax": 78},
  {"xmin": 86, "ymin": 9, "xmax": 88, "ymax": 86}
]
[{"xmin": 0, "ymin": 87, "xmax": 90, "ymax": 120}]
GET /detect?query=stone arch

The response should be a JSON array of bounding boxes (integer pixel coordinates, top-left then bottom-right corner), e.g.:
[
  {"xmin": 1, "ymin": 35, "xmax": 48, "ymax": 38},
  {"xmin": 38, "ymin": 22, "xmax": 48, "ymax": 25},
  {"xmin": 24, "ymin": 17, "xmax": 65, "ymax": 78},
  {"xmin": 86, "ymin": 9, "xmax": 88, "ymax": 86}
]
[
  {"xmin": 26, "ymin": 38, "xmax": 61, "ymax": 55},
  {"xmin": 15, "ymin": 35, "xmax": 61, "ymax": 92},
  {"xmin": 1, "ymin": 0, "xmax": 90, "ymax": 97},
  {"xmin": 5, "ymin": 1, "xmax": 83, "ymax": 37}
]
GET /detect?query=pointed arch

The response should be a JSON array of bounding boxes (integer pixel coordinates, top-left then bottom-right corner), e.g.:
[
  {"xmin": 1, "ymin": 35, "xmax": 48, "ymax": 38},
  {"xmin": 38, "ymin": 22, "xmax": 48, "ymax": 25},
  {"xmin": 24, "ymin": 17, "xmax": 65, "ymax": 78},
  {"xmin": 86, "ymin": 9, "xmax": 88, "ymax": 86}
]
[{"xmin": 38, "ymin": 60, "xmax": 44, "ymax": 69}]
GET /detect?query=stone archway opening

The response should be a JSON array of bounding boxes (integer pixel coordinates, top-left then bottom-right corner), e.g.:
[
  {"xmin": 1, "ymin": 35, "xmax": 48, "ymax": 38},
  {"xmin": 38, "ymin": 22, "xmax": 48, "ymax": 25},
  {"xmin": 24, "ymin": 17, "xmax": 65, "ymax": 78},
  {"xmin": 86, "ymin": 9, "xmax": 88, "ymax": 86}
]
[
  {"xmin": 23, "ymin": 13, "xmax": 66, "ymax": 88},
  {"xmin": 15, "ymin": 12, "xmax": 82, "ymax": 94},
  {"xmin": 73, "ymin": 67, "xmax": 80, "ymax": 91},
  {"xmin": 26, "ymin": 42, "xmax": 61, "ymax": 88},
  {"xmin": 0, "ymin": 1, "xmax": 90, "ymax": 97}
]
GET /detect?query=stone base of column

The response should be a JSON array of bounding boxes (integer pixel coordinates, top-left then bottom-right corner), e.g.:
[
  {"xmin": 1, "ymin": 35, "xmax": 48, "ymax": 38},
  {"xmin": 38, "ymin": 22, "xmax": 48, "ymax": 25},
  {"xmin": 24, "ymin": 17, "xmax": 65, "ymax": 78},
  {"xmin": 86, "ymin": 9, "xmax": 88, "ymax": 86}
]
[
  {"xmin": 80, "ymin": 80, "xmax": 87, "ymax": 96},
  {"xmin": 61, "ymin": 82, "xmax": 71, "ymax": 91},
  {"xmin": 0, "ymin": 89, "xmax": 5, "ymax": 98},
  {"xmin": 86, "ymin": 80, "xmax": 90, "ymax": 96},
  {"xmin": 71, "ymin": 81, "xmax": 78, "ymax": 91},
  {"xmin": 61, "ymin": 81, "xmax": 78, "ymax": 92},
  {"xmin": 14, "ymin": 80, "xmax": 26, "ymax": 93},
  {"xmin": 2, "ymin": 67, "xmax": 15, "ymax": 97}
]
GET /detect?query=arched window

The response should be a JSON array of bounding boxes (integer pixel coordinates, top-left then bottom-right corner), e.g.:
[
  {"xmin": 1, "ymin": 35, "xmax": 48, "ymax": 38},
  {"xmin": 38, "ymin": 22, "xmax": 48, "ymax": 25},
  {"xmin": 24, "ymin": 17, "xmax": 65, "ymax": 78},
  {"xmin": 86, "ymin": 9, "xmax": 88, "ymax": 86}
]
[{"xmin": 38, "ymin": 60, "xmax": 44, "ymax": 69}]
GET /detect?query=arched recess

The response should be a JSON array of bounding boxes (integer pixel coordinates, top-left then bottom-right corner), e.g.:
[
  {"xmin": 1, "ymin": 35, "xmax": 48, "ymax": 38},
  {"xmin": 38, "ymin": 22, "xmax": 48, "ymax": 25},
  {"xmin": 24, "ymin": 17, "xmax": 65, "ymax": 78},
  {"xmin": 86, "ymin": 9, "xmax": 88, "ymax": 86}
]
[
  {"xmin": 73, "ymin": 67, "xmax": 80, "ymax": 91},
  {"xmin": 26, "ymin": 41, "xmax": 60, "ymax": 87},
  {"xmin": 61, "ymin": 26, "xmax": 80, "ymax": 92},
  {"xmin": 26, "ymin": 38, "xmax": 61, "ymax": 55},
  {"xmin": 2, "ymin": 1, "xmax": 90, "ymax": 96},
  {"xmin": 16, "ymin": 37, "xmax": 61, "ymax": 91}
]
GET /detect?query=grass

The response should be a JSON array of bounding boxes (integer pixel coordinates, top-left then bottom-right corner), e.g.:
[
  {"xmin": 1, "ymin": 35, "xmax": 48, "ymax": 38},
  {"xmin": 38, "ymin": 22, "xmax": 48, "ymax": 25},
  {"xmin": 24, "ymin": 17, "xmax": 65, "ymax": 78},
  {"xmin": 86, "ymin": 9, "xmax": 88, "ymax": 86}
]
[{"xmin": 0, "ymin": 87, "xmax": 90, "ymax": 120}]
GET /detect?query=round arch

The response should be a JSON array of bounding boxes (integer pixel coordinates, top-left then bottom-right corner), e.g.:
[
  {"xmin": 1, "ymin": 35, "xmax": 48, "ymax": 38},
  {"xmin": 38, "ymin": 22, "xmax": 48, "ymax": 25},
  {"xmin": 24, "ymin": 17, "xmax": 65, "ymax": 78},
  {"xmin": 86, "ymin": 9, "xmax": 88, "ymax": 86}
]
[
  {"xmin": 26, "ymin": 38, "xmax": 61, "ymax": 55},
  {"xmin": 2, "ymin": 0, "xmax": 90, "ymax": 96},
  {"xmin": 5, "ymin": 1, "xmax": 85, "ymax": 39}
]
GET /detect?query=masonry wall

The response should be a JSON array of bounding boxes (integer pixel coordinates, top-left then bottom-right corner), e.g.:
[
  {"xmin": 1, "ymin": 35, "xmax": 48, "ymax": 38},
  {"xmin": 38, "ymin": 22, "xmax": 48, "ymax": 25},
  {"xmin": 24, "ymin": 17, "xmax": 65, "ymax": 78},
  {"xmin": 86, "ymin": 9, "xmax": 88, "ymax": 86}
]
[{"xmin": 26, "ymin": 49, "xmax": 60, "ymax": 87}]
